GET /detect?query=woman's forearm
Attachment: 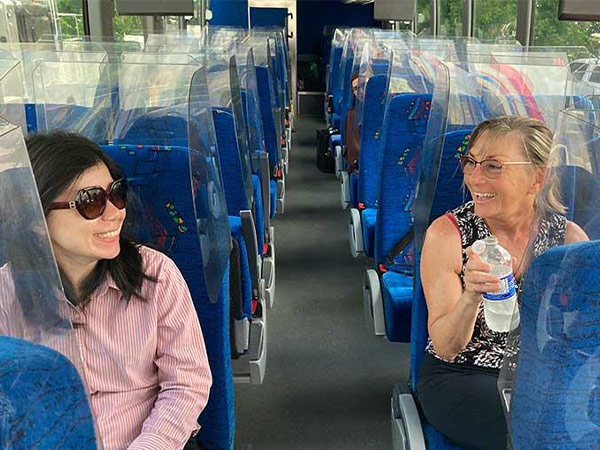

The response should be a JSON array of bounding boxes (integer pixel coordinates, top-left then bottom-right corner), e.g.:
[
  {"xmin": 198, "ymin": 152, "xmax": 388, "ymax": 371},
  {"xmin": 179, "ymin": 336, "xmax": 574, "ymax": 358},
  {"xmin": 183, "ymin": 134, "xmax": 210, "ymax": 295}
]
[{"xmin": 429, "ymin": 292, "xmax": 481, "ymax": 360}]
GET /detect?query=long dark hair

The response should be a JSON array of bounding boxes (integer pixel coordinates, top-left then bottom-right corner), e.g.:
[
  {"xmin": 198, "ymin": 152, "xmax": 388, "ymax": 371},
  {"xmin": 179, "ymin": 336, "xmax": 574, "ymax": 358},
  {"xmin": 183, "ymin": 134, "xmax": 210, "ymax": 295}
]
[{"xmin": 25, "ymin": 131, "xmax": 156, "ymax": 308}]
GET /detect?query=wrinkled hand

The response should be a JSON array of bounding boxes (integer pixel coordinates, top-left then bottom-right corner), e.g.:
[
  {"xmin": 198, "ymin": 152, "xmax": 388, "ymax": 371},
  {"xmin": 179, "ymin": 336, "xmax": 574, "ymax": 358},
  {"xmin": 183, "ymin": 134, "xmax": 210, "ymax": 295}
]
[{"xmin": 464, "ymin": 247, "xmax": 501, "ymax": 303}]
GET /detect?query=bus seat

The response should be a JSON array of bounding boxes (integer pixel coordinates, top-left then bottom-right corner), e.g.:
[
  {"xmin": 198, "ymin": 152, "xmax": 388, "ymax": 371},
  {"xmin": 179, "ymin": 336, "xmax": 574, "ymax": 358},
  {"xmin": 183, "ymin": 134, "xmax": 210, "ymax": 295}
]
[
  {"xmin": 331, "ymin": 112, "xmax": 341, "ymax": 131},
  {"xmin": 392, "ymin": 124, "xmax": 476, "ymax": 449},
  {"xmin": 270, "ymin": 179, "xmax": 278, "ymax": 218},
  {"xmin": 99, "ymin": 144, "xmax": 236, "ymax": 446},
  {"xmin": 213, "ymin": 108, "xmax": 252, "ymax": 212},
  {"xmin": 511, "ymin": 241, "xmax": 600, "ymax": 449},
  {"xmin": 252, "ymin": 175, "xmax": 266, "ymax": 256},
  {"xmin": 113, "ymin": 113, "xmax": 189, "ymax": 148},
  {"xmin": 362, "ymin": 93, "xmax": 433, "ymax": 340},
  {"xmin": 356, "ymin": 74, "xmax": 389, "ymax": 210},
  {"xmin": 255, "ymin": 66, "xmax": 280, "ymax": 172},
  {"xmin": 556, "ymin": 165, "xmax": 600, "ymax": 240},
  {"xmin": 342, "ymin": 73, "xmax": 387, "ymax": 214},
  {"xmin": 212, "ymin": 107, "xmax": 271, "ymax": 290},
  {"xmin": 228, "ymin": 216, "xmax": 252, "ymax": 353},
  {"xmin": 0, "ymin": 335, "xmax": 97, "ymax": 449}
]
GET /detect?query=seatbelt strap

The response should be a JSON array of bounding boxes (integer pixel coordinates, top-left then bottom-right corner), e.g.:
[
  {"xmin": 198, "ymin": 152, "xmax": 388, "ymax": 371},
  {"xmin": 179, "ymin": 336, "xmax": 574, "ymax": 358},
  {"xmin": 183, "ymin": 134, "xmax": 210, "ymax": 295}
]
[{"xmin": 384, "ymin": 228, "xmax": 414, "ymax": 267}]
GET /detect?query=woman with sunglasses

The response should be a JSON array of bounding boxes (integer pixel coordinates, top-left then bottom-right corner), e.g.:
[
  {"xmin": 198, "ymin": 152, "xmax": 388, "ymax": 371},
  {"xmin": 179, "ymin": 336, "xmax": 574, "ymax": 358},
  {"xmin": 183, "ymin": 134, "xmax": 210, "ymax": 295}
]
[
  {"xmin": 14, "ymin": 132, "xmax": 212, "ymax": 450},
  {"xmin": 417, "ymin": 116, "xmax": 588, "ymax": 450}
]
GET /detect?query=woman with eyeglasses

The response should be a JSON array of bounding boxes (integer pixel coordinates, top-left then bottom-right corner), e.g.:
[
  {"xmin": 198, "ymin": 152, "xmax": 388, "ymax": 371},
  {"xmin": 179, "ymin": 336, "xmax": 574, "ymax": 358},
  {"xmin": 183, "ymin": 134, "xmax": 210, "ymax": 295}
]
[
  {"xmin": 9, "ymin": 132, "xmax": 212, "ymax": 450},
  {"xmin": 417, "ymin": 116, "xmax": 588, "ymax": 450}
]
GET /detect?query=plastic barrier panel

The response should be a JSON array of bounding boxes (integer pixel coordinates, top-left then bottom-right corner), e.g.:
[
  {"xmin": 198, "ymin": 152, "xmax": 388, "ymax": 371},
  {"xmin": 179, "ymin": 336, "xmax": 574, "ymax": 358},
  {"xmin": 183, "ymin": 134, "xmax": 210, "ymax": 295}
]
[
  {"xmin": 33, "ymin": 51, "xmax": 111, "ymax": 142},
  {"xmin": 200, "ymin": 50, "xmax": 254, "ymax": 210},
  {"xmin": 499, "ymin": 108, "xmax": 600, "ymax": 448},
  {"xmin": 0, "ymin": 122, "xmax": 99, "ymax": 448}
]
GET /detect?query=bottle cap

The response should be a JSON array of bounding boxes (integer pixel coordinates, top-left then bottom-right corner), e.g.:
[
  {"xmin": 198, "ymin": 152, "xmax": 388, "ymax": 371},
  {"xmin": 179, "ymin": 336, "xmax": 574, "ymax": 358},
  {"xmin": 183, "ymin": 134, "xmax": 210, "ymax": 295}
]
[
  {"xmin": 484, "ymin": 235, "xmax": 498, "ymax": 245},
  {"xmin": 472, "ymin": 239, "xmax": 486, "ymax": 255}
]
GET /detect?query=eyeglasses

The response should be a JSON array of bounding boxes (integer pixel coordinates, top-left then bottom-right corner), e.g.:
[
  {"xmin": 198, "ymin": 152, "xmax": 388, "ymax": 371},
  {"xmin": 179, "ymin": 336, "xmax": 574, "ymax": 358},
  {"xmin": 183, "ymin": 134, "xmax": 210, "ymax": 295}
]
[
  {"xmin": 50, "ymin": 178, "xmax": 127, "ymax": 220},
  {"xmin": 459, "ymin": 155, "xmax": 532, "ymax": 179}
]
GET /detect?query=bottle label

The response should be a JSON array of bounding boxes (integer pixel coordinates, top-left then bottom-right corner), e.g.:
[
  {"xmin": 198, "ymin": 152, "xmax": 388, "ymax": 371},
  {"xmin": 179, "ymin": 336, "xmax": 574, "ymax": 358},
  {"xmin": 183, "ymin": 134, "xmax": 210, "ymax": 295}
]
[{"xmin": 483, "ymin": 271, "xmax": 516, "ymax": 301}]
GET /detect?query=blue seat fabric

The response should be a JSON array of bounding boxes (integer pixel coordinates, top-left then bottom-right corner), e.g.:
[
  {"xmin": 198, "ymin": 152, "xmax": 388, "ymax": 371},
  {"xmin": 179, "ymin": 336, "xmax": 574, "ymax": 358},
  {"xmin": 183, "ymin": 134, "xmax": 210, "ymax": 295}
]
[
  {"xmin": 410, "ymin": 127, "xmax": 474, "ymax": 387},
  {"xmin": 423, "ymin": 424, "xmax": 464, "ymax": 450},
  {"xmin": 114, "ymin": 114, "xmax": 189, "ymax": 148},
  {"xmin": 330, "ymin": 133, "xmax": 341, "ymax": 149},
  {"xmin": 361, "ymin": 208, "xmax": 376, "ymax": 258},
  {"xmin": 357, "ymin": 74, "xmax": 388, "ymax": 209},
  {"xmin": 511, "ymin": 241, "xmax": 600, "ymax": 449},
  {"xmin": 331, "ymin": 113, "xmax": 341, "ymax": 131},
  {"xmin": 556, "ymin": 165, "xmax": 600, "ymax": 240},
  {"xmin": 370, "ymin": 93, "xmax": 432, "ymax": 343},
  {"xmin": 381, "ymin": 272, "xmax": 413, "ymax": 342},
  {"xmin": 252, "ymin": 175, "xmax": 265, "ymax": 255},
  {"xmin": 269, "ymin": 179, "xmax": 277, "ymax": 219},
  {"xmin": 0, "ymin": 336, "xmax": 97, "ymax": 449},
  {"xmin": 100, "ymin": 144, "xmax": 235, "ymax": 450},
  {"xmin": 255, "ymin": 66, "xmax": 280, "ymax": 171},
  {"xmin": 350, "ymin": 172, "xmax": 359, "ymax": 208},
  {"xmin": 374, "ymin": 94, "xmax": 431, "ymax": 268},
  {"xmin": 405, "ymin": 125, "xmax": 475, "ymax": 450},
  {"xmin": 212, "ymin": 108, "xmax": 251, "ymax": 215},
  {"xmin": 228, "ymin": 216, "xmax": 252, "ymax": 319}
]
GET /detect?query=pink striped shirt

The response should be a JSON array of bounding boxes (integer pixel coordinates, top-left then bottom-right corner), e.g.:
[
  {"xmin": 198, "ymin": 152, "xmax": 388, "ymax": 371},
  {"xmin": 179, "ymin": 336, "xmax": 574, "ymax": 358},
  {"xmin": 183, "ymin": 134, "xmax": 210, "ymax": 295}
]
[{"xmin": 0, "ymin": 246, "xmax": 212, "ymax": 450}]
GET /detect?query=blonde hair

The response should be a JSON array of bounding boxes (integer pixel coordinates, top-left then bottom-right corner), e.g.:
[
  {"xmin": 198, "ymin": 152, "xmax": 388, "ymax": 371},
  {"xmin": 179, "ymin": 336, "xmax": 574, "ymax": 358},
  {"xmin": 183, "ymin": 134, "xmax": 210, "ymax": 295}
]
[{"xmin": 466, "ymin": 116, "xmax": 565, "ymax": 214}]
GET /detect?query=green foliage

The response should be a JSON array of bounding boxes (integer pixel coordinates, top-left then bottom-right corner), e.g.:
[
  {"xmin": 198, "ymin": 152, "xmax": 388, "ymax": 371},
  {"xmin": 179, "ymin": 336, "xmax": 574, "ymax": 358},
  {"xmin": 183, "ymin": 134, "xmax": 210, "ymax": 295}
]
[
  {"xmin": 56, "ymin": 0, "xmax": 83, "ymax": 37},
  {"xmin": 534, "ymin": 0, "xmax": 600, "ymax": 56},
  {"xmin": 439, "ymin": 0, "xmax": 463, "ymax": 36},
  {"xmin": 113, "ymin": 14, "xmax": 143, "ymax": 42},
  {"xmin": 56, "ymin": 0, "xmax": 81, "ymax": 14},
  {"xmin": 416, "ymin": 0, "xmax": 431, "ymax": 36},
  {"xmin": 55, "ymin": 0, "xmax": 143, "ymax": 42},
  {"xmin": 473, "ymin": 0, "xmax": 518, "ymax": 41}
]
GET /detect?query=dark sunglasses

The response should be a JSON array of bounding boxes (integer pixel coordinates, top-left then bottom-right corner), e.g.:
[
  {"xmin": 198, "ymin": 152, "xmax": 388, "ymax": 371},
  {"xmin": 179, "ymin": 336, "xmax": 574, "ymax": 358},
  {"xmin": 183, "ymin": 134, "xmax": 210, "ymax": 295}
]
[{"xmin": 49, "ymin": 178, "xmax": 127, "ymax": 220}]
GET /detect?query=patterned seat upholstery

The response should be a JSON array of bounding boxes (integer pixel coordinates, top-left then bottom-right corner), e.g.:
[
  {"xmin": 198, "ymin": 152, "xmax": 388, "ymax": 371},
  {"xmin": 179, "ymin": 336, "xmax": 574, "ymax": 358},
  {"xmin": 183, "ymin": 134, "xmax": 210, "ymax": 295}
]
[
  {"xmin": 100, "ymin": 144, "xmax": 235, "ymax": 450},
  {"xmin": 212, "ymin": 107, "xmax": 267, "ymax": 251},
  {"xmin": 556, "ymin": 165, "xmax": 600, "ymax": 240},
  {"xmin": 356, "ymin": 74, "xmax": 389, "ymax": 213},
  {"xmin": 256, "ymin": 66, "xmax": 280, "ymax": 173},
  {"xmin": 213, "ymin": 108, "xmax": 252, "ymax": 215},
  {"xmin": 404, "ymin": 120, "xmax": 477, "ymax": 449},
  {"xmin": 0, "ymin": 336, "xmax": 97, "ymax": 449},
  {"xmin": 371, "ymin": 93, "xmax": 432, "ymax": 342},
  {"xmin": 512, "ymin": 241, "xmax": 600, "ymax": 449}
]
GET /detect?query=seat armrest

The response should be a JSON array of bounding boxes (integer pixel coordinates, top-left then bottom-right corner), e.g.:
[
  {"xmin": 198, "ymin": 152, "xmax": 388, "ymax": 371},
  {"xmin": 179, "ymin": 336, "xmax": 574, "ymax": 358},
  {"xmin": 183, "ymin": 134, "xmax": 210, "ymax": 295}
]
[
  {"xmin": 391, "ymin": 383, "xmax": 426, "ymax": 450},
  {"xmin": 240, "ymin": 210, "xmax": 261, "ymax": 300}
]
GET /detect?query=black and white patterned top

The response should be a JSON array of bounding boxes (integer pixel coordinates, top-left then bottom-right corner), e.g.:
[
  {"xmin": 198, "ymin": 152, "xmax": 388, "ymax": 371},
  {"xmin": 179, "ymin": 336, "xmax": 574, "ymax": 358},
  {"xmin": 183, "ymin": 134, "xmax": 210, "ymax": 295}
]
[{"xmin": 425, "ymin": 201, "xmax": 567, "ymax": 369}]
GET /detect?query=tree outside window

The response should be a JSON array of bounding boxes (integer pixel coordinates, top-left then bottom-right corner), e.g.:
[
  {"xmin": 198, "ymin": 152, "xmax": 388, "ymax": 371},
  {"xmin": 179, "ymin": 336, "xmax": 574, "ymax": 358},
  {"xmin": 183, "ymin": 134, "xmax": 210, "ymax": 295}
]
[
  {"xmin": 533, "ymin": 0, "xmax": 600, "ymax": 56},
  {"xmin": 473, "ymin": 0, "xmax": 517, "ymax": 42}
]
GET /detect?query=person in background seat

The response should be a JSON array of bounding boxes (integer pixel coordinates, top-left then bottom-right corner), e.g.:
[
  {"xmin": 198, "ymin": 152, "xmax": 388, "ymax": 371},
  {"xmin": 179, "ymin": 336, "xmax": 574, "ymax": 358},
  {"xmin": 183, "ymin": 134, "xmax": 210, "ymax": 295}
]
[
  {"xmin": 418, "ymin": 116, "xmax": 588, "ymax": 450},
  {"xmin": 344, "ymin": 71, "xmax": 361, "ymax": 173},
  {"xmin": 2, "ymin": 131, "xmax": 212, "ymax": 450}
]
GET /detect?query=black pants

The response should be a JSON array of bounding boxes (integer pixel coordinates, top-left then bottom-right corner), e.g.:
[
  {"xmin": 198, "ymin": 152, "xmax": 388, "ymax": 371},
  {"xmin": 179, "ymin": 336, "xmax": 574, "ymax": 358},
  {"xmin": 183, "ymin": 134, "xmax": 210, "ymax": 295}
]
[{"xmin": 417, "ymin": 354, "xmax": 508, "ymax": 450}]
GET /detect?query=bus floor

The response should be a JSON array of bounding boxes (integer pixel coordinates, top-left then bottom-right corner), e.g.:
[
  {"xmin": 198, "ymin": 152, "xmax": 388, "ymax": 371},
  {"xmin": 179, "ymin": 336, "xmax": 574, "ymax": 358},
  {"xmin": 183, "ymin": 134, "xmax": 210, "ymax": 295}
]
[{"xmin": 234, "ymin": 116, "xmax": 409, "ymax": 449}]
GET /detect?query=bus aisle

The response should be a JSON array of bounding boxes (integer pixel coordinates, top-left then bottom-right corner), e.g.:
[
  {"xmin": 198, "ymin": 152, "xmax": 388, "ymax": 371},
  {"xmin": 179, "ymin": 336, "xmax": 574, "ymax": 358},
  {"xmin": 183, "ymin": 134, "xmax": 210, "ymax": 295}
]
[{"xmin": 235, "ymin": 116, "xmax": 410, "ymax": 449}]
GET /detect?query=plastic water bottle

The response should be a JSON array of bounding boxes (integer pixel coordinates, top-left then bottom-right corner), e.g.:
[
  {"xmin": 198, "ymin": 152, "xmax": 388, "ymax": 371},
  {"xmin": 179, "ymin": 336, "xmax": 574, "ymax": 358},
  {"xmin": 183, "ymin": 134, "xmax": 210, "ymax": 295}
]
[{"xmin": 471, "ymin": 236, "xmax": 520, "ymax": 332}]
